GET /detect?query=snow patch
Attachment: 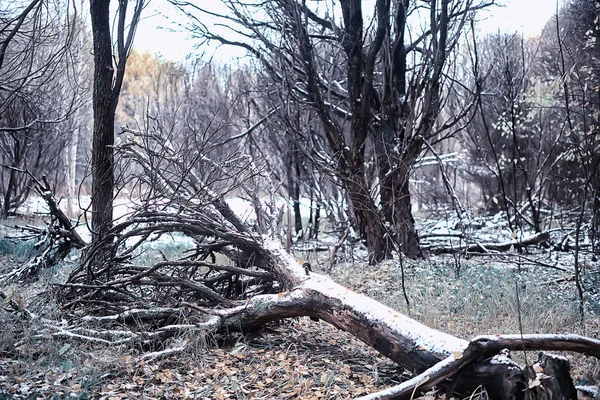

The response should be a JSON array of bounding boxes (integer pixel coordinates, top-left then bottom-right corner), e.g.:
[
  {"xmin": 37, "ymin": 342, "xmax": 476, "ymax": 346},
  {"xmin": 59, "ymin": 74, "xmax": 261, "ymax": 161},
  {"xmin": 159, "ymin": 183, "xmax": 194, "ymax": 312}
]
[{"xmin": 489, "ymin": 353, "xmax": 513, "ymax": 365}]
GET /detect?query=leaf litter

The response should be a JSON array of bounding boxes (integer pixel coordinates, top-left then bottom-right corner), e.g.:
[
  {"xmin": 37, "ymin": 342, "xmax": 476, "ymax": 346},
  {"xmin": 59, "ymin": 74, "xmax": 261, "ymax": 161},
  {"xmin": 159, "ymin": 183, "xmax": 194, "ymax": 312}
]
[{"xmin": 0, "ymin": 317, "xmax": 411, "ymax": 399}]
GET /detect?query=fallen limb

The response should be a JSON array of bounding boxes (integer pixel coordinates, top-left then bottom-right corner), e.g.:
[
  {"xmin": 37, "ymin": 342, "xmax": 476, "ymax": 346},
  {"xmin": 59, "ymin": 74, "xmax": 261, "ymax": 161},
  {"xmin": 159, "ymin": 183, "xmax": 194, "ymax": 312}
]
[
  {"xmin": 358, "ymin": 334, "xmax": 600, "ymax": 400},
  {"xmin": 472, "ymin": 334, "xmax": 600, "ymax": 358},
  {"xmin": 356, "ymin": 355, "xmax": 462, "ymax": 400},
  {"xmin": 0, "ymin": 171, "xmax": 86, "ymax": 285},
  {"xmin": 326, "ymin": 227, "xmax": 351, "ymax": 273},
  {"xmin": 360, "ymin": 350, "xmax": 580, "ymax": 400},
  {"xmin": 137, "ymin": 345, "xmax": 187, "ymax": 363},
  {"xmin": 425, "ymin": 232, "xmax": 550, "ymax": 254}
]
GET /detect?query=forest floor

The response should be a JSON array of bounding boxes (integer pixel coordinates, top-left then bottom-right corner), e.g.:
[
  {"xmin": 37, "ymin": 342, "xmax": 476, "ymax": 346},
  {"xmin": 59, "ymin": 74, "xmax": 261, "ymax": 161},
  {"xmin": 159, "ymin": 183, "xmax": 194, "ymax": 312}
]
[{"xmin": 1, "ymin": 216, "xmax": 600, "ymax": 399}]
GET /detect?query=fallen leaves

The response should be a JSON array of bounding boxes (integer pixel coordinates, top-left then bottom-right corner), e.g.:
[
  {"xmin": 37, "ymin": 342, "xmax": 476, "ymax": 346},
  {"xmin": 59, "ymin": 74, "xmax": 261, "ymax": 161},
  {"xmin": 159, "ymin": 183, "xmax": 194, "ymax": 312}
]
[{"xmin": 0, "ymin": 318, "xmax": 407, "ymax": 399}]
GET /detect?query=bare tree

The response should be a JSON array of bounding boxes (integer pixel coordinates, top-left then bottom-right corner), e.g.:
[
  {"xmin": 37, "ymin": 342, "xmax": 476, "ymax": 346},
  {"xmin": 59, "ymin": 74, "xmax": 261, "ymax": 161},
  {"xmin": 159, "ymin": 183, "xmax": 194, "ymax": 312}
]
[
  {"xmin": 89, "ymin": 0, "xmax": 144, "ymax": 239},
  {"xmin": 172, "ymin": 0, "xmax": 492, "ymax": 263},
  {"xmin": 0, "ymin": 0, "xmax": 84, "ymax": 215}
]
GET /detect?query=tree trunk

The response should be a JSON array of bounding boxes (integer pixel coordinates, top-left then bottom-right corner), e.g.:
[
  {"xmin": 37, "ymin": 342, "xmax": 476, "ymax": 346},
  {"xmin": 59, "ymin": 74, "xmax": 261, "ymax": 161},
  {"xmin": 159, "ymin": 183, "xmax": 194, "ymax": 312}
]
[
  {"xmin": 375, "ymin": 122, "xmax": 395, "ymax": 225},
  {"xmin": 66, "ymin": 126, "xmax": 79, "ymax": 218},
  {"xmin": 287, "ymin": 141, "xmax": 303, "ymax": 237},
  {"xmin": 593, "ymin": 183, "xmax": 600, "ymax": 254},
  {"xmin": 376, "ymin": 124, "xmax": 421, "ymax": 259},
  {"xmin": 312, "ymin": 201, "xmax": 320, "ymax": 239},
  {"xmin": 345, "ymin": 173, "xmax": 393, "ymax": 264},
  {"xmin": 90, "ymin": 0, "xmax": 116, "ymax": 240},
  {"xmin": 392, "ymin": 178, "xmax": 420, "ymax": 258},
  {"xmin": 3, "ymin": 165, "xmax": 16, "ymax": 217},
  {"xmin": 307, "ymin": 187, "xmax": 314, "ymax": 238},
  {"xmin": 3, "ymin": 136, "xmax": 22, "ymax": 217}
]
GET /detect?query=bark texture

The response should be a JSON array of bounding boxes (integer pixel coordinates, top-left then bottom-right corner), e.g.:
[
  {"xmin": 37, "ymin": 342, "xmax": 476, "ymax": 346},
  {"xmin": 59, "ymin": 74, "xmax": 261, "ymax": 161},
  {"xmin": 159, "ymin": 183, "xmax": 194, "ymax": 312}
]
[
  {"xmin": 90, "ymin": 0, "xmax": 115, "ymax": 239},
  {"xmin": 89, "ymin": 0, "xmax": 143, "ymax": 239}
]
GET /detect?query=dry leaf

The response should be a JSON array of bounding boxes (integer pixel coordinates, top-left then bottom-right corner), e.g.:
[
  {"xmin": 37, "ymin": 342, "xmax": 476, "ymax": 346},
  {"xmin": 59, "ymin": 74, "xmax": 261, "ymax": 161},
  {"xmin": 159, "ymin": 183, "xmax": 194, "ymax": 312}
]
[{"xmin": 320, "ymin": 373, "xmax": 328, "ymax": 384}]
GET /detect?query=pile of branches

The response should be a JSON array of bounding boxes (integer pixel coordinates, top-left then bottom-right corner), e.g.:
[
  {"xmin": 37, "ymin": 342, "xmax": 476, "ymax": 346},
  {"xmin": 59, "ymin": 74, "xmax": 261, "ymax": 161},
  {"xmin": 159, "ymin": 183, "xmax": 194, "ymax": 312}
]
[
  {"xmin": 58, "ymin": 128, "xmax": 283, "ymax": 321},
  {"xmin": 0, "ymin": 172, "xmax": 85, "ymax": 286},
  {"xmin": 58, "ymin": 204, "xmax": 281, "ymax": 316}
]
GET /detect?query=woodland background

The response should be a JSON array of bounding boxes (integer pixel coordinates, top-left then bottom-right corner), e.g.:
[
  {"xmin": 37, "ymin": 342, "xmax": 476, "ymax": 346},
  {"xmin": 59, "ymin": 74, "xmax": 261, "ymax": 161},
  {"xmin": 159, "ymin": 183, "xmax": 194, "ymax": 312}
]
[{"xmin": 1, "ymin": 0, "xmax": 600, "ymax": 398}]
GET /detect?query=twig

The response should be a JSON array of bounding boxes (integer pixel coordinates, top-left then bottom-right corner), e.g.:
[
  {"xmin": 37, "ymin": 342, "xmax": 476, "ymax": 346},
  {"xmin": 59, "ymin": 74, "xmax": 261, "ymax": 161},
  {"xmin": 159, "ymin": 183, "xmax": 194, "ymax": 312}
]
[{"xmin": 326, "ymin": 227, "xmax": 350, "ymax": 273}]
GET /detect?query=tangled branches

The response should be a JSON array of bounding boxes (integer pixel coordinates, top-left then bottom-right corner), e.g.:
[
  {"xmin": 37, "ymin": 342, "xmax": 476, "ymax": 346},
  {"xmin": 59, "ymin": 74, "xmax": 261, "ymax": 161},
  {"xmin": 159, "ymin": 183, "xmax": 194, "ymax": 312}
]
[
  {"xmin": 58, "ymin": 126, "xmax": 286, "ymax": 322},
  {"xmin": 58, "ymin": 208, "xmax": 282, "ymax": 316},
  {"xmin": 0, "ymin": 170, "xmax": 86, "ymax": 285}
]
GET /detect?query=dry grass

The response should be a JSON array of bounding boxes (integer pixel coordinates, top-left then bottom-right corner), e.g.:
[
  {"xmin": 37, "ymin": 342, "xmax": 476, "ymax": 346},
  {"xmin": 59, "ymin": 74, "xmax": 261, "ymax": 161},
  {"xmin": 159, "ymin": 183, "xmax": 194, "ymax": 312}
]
[
  {"xmin": 326, "ymin": 251, "xmax": 600, "ymax": 381},
  {"xmin": 329, "ymin": 255, "xmax": 580, "ymax": 336}
]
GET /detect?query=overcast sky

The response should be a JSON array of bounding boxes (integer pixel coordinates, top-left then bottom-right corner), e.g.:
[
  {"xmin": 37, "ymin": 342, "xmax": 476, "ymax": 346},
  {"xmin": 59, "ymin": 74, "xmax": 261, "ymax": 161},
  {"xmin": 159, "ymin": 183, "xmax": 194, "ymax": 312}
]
[{"xmin": 131, "ymin": 0, "xmax": 564, "ymax": 62}]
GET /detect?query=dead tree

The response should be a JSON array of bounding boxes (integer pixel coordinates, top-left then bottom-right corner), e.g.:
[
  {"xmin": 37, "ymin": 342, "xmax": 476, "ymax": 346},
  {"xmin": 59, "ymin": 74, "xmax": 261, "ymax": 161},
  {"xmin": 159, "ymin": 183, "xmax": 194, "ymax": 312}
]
[
  {"xmin": 171, "ymin": 0, "xmax": 493, "ymax": 263},
  {"xmin": 53, "ymin": 128, "xmax": 600, "ymax": 399}
]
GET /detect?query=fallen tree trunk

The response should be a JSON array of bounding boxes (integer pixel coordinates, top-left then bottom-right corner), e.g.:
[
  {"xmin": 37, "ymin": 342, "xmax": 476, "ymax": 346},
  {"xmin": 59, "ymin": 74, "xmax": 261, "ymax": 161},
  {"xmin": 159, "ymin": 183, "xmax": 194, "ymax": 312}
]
[
  {"xmin": 53, "ymin": 130, "xmax": 598, "ymax": 400},
  {"xmin": 184, "ymin": 239, "xmax": 466, "ymax": 374},
  {"xmin": 424, "ymin": 232, "xmax": 550, "ymax": 254},
  {"xmin": 58, "ymin": 228, "xmax": 598, "ymax": 399},
  {"xmin": 183, "ymin": 241, "xmax": 599, "ymax": 399}
]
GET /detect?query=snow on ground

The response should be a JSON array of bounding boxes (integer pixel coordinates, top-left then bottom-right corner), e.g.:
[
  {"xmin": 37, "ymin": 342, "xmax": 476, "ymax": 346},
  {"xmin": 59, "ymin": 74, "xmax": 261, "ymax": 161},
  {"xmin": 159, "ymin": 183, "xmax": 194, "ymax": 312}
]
[
  {"xmin": 417, "ymin": 213, "xmax": 547, "ymax": 250},
  {"xmin": 12, "ymin": 194, "xmax": 592, "ymax": 255},
  {"xmin": 13, "ymin": 195, "xmax": 325, "ymax": 246},
  {"xmin": 224, "ymin": 196, "xmax": 319, "ymax": 223}
]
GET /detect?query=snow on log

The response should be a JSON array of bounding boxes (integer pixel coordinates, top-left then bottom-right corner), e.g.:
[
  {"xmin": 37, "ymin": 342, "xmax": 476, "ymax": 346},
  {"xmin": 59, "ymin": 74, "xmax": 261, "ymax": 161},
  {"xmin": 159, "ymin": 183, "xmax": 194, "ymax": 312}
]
[{"xmin": 173, "ymin": 238, "xmax": 466, "ymax": 373}]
